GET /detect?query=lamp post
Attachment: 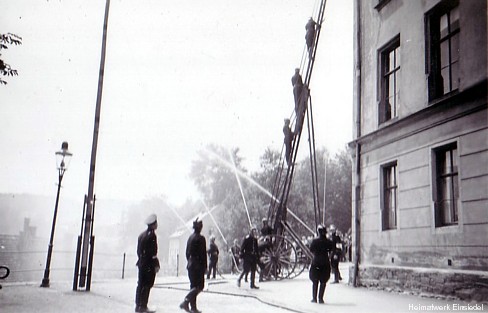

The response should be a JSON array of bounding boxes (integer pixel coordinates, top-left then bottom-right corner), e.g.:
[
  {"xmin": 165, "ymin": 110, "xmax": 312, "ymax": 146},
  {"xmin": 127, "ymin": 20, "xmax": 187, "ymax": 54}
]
[{"xmin": 40, "ymin": 141, "xmax": 72, "ymax": 288}]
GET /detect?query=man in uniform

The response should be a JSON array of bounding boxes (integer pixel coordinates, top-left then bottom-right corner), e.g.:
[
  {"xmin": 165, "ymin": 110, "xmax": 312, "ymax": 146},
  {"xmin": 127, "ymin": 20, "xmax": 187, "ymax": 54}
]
[
  {"xmin": 309, "ymin": 224, "xmax": 335, "ymax": 304},
  {"xmin": 291, "ymin": 68, "xmax": 304, "ymax": 112},
  {"xmin": 206, "ymin": 235, "xmax": 219, "ymax": 279},
  {"xmin": 291, "ymin": 68, "xmax": 308, "ymax": 133},
  {"xmin": 329, "ymin": 225, "xmax": 343, "ymax": 283},
  {"xmin": 135, "ymin": 214, "xmax": 160, "ymax": 313},
  {"xmin": 258, "ymin": 218, "xmax": 273, "ymax": 282},
  {"xmin": 180, "ymin": 218, "xmax": 207, "ymax": 313},
  {"xmin": 283, "ymin": 119, "xmax": 294, "ymax": 166},
  {"xmin": 237, "ymin": 227, "xmax": 260, "ymax": 289},
  {"xmin": 305, "ymin": 17, "xmax": 317, "ymax": 58},
  {"xmin": 229, "ymin": 239, "xmax": 241, "ymax": 274},
  {"xmin": 260, "ymin": 218, "xmax": 273, "ymax": 237}
]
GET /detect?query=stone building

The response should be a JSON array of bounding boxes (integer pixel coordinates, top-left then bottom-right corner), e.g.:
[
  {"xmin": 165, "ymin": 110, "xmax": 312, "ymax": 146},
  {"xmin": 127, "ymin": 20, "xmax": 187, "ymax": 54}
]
[{"xmin": 349, "ymin": 0, "xmax": 487, "ymax": 301}]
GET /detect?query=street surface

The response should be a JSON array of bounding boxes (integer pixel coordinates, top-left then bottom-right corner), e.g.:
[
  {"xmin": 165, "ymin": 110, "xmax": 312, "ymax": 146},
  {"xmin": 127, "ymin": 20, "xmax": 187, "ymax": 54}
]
[{"xmin": 1, "ymin": 263, "xmax": 486, "ymax": 313}]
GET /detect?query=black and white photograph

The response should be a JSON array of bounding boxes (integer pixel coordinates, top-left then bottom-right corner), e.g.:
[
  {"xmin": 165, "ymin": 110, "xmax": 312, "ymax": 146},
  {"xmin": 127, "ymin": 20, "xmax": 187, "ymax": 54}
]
[{"xmin": 0, "ymin": 0, "xmax": 487, "ymax": 312}]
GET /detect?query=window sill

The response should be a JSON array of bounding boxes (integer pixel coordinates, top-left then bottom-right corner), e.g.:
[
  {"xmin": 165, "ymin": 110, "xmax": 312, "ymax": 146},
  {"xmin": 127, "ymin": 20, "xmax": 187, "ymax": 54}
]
[
  {"xmin": 428, "ymin": 90, "xmax": 459, "ymax": 107},
  {"xmin": 432, "ymin": 222, "xmax": 460, "ymax": 235},
  {"xmin": 378, "ymin": 116, "xmax": 399, "ymax": 128}
]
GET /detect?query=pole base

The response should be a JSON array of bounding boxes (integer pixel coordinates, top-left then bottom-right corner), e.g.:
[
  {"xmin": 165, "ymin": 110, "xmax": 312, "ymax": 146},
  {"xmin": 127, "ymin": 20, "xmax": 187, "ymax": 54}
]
[{"xmin": 40, "ymin": 278, "xmax": 50, "ymax": 288}]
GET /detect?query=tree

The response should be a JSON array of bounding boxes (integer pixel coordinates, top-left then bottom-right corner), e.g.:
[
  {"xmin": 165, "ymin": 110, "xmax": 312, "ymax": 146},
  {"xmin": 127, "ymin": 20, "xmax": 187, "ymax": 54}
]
[
  {"xmin": 188, "ymin": 144, "xmax": 352, "ymax": 254},
  {"xmin": 0, "ymin": 33, "xmax": 22, "ymax": 85},
  {"xmin": 323, "ymin": 149, "xmax": 352, "ymax": 233},
  {"xmin": 190, "ymin": 145, "xmax": 255, "ymax": 244}
]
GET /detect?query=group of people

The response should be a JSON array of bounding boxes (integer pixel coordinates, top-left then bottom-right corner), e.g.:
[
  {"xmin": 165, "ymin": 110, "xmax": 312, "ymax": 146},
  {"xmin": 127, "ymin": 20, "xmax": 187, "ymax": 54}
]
[
  {"xmin": 282, "ymin": 17, "xmax": 318, "ymax": 168},
  {"xmin": 134, "ymin": 213, "xmax": 343, "ymax": 312},
  {"xmin": 134, "ymin": 214, "xmax": 208, "ymax": 313}
]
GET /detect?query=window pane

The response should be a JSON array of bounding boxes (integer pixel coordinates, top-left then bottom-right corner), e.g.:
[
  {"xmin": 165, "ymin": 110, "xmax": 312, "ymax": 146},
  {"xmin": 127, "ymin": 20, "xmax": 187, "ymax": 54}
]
[
  {"xmin": 383, "ymin": 164, "xmax": 397, "ymax": 229},
  {"xmin": 445, "ymin": 150, "xmax": 453, "ymax": 172},
  {"xmin": 441, "ymin": 67, "xmax": 450, "ymax": 94},
  {"xmin": 441, "ymin": 199, "xmax": 453, "ymax": 224},
  {"xmin": 451, "ymin": 147, "xmax": 458, "ymax": 169},
  {"xmin": 440, "ymin": 13, "xmax": 449, "ymax": 38},
  {"xmin": 396, "ymin": 46, "xmax": 401, "ymax": 67},
  {"xmin": 389, "ymin": 74, "xmax": 395, "ymax": 100},
  {"xmin": 451, "ymin": 6, "xmax": 460, "ymax": 31},
  {"xmin": 394, "ymin": 72, "xmax": 399, "ymax": 99},
  {"xmin": 442, "ymin": 176, "xmax": 453, "ymax": 199},
  {"xmin": 440, "ymin": 40, "xmax": 450, "ymax": 67},
  {"xmin": 451, "ymin": 33, "xmax": 460, "ymax": 62},
  {"xmin": 385, "ymin": 100, "xmax": 392, "ymax": 120},
  {"xmin": 451, "ymin": 61, "xmax": 459, "ymax": 90},
  {"xmin": 435, "ymin": 144, "xmax": 459, "ymax": 226},
  {"xmin": 392, "ymin": 189, "xmax": 397, "ymax": 227},
  {"xmin": 389, "ymin": 50, "xmax": 395, "ymax": 70}
]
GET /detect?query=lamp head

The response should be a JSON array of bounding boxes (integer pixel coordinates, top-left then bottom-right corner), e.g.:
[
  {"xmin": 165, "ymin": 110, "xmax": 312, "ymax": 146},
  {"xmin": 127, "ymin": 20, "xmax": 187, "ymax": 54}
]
[{"xmin": 55, "ymin": 141, "xmax": 73, "ymax": 172}]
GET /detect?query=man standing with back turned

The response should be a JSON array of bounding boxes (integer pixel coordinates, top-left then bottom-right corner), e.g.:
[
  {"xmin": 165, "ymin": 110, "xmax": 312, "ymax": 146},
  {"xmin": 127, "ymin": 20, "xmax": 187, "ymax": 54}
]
[
  {"xmin": 180, "ymin": 218, "xmax": 207, "ymax": 313},
  {"xmin": 135, "ymin": 214, "xmax": 160, "ymax": 313}
]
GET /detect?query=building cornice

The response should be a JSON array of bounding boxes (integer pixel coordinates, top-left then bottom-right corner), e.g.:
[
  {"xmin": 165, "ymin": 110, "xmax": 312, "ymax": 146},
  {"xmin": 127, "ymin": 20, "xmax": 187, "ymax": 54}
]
[{"xmin": 349, "ymin": 80, "xmax": 488, "ymax": 152}]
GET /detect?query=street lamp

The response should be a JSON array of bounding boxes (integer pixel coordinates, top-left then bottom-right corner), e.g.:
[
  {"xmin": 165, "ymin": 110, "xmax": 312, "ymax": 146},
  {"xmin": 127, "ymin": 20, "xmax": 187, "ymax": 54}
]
[{"xmin": 40, "ymin": 141, "xmax": 73, "ymax": 288}]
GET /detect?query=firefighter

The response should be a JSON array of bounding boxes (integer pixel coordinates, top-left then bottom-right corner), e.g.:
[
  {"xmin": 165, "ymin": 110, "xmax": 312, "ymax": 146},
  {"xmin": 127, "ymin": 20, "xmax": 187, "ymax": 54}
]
[
  {"xmin": 135, "ymin": 214, "xmax": 160, "ymax": 313},
  {"xmin": 237, "ymin": 227, "xmax": 260, "ymax": 289},
  {"xmin": 180, "ymin": 218, "xmax": 207, "ymax": 313},
  {"xmin": 309, "ymin": 224, "xmax": 335, "ymax": 304}
]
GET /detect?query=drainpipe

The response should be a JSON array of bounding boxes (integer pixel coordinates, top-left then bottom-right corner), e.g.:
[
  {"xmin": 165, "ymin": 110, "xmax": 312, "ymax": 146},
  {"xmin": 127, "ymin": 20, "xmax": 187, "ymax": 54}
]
[{"xmin": 352, "ymin": 0, "xmax": 362, "ymax": 288}]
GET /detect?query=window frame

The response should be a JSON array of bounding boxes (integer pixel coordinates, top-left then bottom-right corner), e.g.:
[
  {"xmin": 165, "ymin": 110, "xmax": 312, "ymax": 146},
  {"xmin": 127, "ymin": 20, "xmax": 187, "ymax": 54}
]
[
  {"xmin": 432, "ymin": 142, "xmax": 460, "ymax": 227},
  {"xmin": 381, "ymin": 161, "xmax": 398, "ymax": 231},
  {"xmin": 378, "ymin": 35, "xmax": 401, "ymax": 124},
  {"xmin": 425, "ymin": 0, "xmax": 460, "ymax": 102}
]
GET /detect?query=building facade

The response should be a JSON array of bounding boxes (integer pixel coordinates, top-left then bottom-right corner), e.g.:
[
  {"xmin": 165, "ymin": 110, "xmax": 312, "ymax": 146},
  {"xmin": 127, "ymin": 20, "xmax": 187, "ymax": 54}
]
[{"xmin": 350, "ymin": 0, "xmax": 487, "ymax": 301}]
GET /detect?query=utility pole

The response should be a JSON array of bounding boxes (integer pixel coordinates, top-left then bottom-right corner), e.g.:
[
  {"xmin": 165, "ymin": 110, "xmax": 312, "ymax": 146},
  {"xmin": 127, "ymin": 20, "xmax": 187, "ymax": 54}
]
[{"xmin": 73, "ymin": 0, "xmax": 110, "ymax": 291}]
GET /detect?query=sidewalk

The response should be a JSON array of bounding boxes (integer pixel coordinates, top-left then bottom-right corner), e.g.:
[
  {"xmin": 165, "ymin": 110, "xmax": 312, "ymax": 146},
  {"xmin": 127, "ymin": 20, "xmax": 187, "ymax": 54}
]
[{"xmin": 1, "ymin": 263, "xmax": 486, "ymax": 313}]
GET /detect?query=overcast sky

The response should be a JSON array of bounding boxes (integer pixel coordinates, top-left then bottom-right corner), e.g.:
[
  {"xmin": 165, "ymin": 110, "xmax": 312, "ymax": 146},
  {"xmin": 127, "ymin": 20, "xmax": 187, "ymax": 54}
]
[{"xmin": 0, "ymin": 0, "xmax": 353, "ymax": 206}]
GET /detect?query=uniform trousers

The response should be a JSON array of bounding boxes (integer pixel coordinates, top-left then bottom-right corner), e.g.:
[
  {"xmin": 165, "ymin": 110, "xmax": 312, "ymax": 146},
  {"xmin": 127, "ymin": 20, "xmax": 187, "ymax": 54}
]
[{"xmin": 135, "ymin": 265, "xmax": 156, "ymax": 308}]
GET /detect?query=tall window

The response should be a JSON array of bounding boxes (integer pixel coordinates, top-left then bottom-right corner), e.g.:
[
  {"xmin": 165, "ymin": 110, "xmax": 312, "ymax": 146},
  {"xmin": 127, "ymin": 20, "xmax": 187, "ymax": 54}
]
[
  {"xmin": 426, "ymin": 1, "xmax": 460, "ymax": 101},
  {"xmin": 379, "ymin": 36, "xmax": 400, "ymax": 123},
  {"xmin": 433, "ymin": 143, "xmax": 459, "ymax": 226},
  {"xmin": 382, "ymin": 162, "xmax": 398, "ymax": 230}
]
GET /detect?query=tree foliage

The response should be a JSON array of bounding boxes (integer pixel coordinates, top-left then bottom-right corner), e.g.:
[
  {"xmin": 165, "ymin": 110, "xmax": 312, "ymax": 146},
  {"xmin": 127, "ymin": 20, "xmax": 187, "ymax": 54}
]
[
  {"xmin": 323, "ymin": 149, "xmax": 352, "ymax": 232},
  {"xmin": 188, "ymin": 144, "xmax": 352, "ymax": 250},
  {"xmin": 0, "ymin": 33, "xmax": 22, "ymax": 85}
]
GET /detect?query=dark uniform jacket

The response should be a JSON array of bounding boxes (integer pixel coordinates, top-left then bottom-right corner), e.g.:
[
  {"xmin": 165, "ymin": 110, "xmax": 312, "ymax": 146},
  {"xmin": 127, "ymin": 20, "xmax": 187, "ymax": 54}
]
[
  {"xmin": 309, "ymin": 235, "xmax": 335, "ymax": 282},
  {"xmin": 207, "ymin": 242, "xmax": 219, "ymax": 262},
  {"xmin": 309, "ymin": 236, "xmax": 335, "ymax": 268},
  {"xmin": 186, "ymin": 232, "xmax": 207, "ymax": 273},
  {"xmin": 330, "ymin": 233, "xmax": 342, "ymax": 266},
  {"xmin": 240, "ymin": 235, "xmax": 259, "ymax": 263},
  {"xmin": 261, "ymin": 225, "xmax": 273, "ymax": 237},
  {"xmin": 230, "ymin": 244, "xmax": 240, "ymax": 258},
  {"xmin": 137, "ymin": 228, "xmax": 159, "ymax": 270}
]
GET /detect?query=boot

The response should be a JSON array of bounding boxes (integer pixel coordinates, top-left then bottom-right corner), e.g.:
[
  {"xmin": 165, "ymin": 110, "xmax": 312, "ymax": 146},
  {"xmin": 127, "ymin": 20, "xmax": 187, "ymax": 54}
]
[
  {"xmin": 190, "ymin": 298, "xmax": 201, "ymax": 313},
  {"xmin": 179, "ymin": 298, "xmax": 190, "ymax": 312},
  {"xmin": 318, "ymin": 283, "xmax": 326, "ymax": 304},
  {"xmin": 311, "ymin": 281, "xmax": 318, "ymax": 303}
]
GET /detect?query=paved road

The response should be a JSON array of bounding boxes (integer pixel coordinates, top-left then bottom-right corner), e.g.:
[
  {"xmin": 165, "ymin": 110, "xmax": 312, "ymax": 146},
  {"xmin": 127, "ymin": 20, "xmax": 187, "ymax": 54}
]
[{"xmin": 1, "ymin": 263, "xmax": 486, "ymax": 313}]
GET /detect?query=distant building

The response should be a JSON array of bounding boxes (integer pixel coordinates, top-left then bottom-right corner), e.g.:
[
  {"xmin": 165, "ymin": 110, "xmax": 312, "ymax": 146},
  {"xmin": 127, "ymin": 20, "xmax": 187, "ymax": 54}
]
[
  {"xmin": 350, "ymin": 0, "xmax": 487, "ymax": 301},
  {"xmin": 168, "ymin": 209, "xmax": 222, "ymax": 277},
  {"xmin": 0, "ymin": 218, "xmax": 45, "ymax": 282}
]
